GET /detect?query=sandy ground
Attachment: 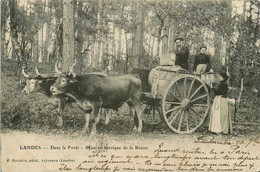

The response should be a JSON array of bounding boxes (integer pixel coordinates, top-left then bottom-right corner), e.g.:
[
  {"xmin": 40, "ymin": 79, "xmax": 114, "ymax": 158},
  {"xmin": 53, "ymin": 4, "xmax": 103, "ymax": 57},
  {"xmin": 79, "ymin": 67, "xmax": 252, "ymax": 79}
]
[{"xmin": 1, "ymin": 129, "xmax": 260, "ymax": 172}]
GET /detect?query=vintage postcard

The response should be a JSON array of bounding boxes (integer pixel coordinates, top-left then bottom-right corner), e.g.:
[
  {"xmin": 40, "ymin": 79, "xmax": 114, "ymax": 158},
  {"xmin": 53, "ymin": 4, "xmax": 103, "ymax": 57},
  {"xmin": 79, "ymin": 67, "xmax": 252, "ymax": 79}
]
[{"xmin": 1, "ymin": 0, "xmax": 260, "ymax": 171}]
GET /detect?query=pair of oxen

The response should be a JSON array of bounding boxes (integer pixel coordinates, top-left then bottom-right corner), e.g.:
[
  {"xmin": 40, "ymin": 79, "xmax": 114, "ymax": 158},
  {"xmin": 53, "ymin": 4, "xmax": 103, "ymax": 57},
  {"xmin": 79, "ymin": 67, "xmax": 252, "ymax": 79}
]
[{"xmin": 22, "ymin": 63, "xmax": 142, "ymax": 135}]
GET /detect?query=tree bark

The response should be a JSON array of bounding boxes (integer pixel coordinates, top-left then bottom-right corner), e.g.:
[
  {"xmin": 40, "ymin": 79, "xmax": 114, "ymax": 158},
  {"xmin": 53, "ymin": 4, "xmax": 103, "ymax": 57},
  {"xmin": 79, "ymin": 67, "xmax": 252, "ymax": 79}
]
[
  {"xmin": 44, "ymin": 0, "xmax": 50, "ymax": 63},
  {"xmin": 32, "ymin": 33, "xmax": 39, "ymax": 64},
  {"xmin": 161, "ymin": 16, "xmax": 170, "ymax": 54},
  {"xmin": 214, "ymin": 32, "xmax": 222, "ymax": 63},
  {"xmin": 117, "ymin": 28, "xmax": 122, "ymax": 60},
  {"xmin": 96, "ymin": 0, "xmax": 103, "ymax": 71},
  {"xmin": 9, "ymin": 0, "xmax": 26, "ymax": 74},
  {"xmin": 168, "ymin": 19, "xmax": 176, "ymax": 53},
  {"xmin": 132, "ymin": 4, "xmax": 144, "ymax": 67},
  {"xmin": 112, "ymin": 23, "xmax": 116, "ymax": 68},
  {"xmin": 62, "ymin": 0, "xmax": 75, "ymax": 71},
  {"xmin": 75, "ymin": 1, "xmax": 84, "ymax": 73}
]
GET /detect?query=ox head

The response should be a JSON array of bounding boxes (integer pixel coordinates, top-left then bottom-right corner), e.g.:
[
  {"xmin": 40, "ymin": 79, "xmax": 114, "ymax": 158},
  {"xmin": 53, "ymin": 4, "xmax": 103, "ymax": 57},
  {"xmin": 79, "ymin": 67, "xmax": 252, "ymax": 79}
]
[
  {"xmin": 50, "ymin": 61, "xmax": 78, "ymax": 95},
  {"xmin": 22, "ymin": 65, "xmax": 57, "ymax": 95}
]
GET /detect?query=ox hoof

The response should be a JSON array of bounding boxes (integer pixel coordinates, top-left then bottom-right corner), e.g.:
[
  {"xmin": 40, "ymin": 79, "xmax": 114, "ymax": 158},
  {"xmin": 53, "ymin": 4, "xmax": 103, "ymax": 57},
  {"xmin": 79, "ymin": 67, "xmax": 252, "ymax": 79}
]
[
  {"xmin": 104, "ymin": 120, "xmax": 109, "ymax": 125},
  {"xmin": 79, "ymin": 130, "xmax": 88, "ymax": 136},
  {"xmin": 89, "ymin": 132, "xmax": 96, "ymax": 138},
  {"xmin": 133, "ymin": 127, "xmax": 142, "ymax": 134},
  {"xmin": 55, "ymin": 117, "xmax": 63, "ymax": 127},
  {"xmin": 56, "ymin": 122, "xmax": 62, "ymax": 127}
]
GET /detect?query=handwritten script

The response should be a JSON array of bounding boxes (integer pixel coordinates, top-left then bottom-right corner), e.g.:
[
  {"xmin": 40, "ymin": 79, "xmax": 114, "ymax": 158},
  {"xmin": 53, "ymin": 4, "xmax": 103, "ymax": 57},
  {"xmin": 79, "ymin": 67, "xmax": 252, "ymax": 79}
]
[
  {"xmin": 56, "ymin": 136, "xmax": 260, "ymax": 172},
  {"xmin": 2, "ymin": 134, "xmax": 260, "ymax": 172}
]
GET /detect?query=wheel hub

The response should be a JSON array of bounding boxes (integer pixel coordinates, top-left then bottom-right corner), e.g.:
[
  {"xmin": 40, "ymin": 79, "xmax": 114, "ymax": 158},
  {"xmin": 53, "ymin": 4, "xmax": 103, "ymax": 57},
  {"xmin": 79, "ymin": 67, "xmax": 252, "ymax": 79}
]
[{"xmin": 181, "ymin": 99, "xmax": 191, "ymax": 110}]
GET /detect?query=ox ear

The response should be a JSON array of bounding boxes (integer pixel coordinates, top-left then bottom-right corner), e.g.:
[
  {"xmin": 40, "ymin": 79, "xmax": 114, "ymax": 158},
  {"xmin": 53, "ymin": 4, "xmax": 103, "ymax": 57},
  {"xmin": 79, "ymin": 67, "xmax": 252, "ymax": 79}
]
[{"xmin": 69, "ymin": 78, "xmax": 78, "ymax": 83}]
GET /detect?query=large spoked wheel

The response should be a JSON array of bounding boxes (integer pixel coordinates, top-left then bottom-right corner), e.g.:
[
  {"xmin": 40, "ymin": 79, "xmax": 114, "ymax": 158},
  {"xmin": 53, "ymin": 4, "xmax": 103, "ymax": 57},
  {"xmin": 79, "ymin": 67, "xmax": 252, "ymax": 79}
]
[
  {"xmin": 161, "ymin": 75, "xmax": 210, "ymax": 134},
  {"xmin": 142, "ymin": 100, "xmax": 162, "ymax": 125}
]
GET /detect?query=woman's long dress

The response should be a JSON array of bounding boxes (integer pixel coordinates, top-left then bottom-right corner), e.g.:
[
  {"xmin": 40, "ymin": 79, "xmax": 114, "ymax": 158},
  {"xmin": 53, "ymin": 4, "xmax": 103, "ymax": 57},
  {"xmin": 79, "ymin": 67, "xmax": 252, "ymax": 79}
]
[{"xmin": 209, "ymin": 81, "xmax": 233, "ymax": 134}]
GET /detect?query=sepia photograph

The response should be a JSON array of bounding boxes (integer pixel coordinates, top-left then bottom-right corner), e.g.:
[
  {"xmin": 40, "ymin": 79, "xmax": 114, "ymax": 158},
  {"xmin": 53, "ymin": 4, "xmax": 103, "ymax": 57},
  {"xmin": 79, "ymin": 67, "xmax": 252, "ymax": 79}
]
[{"xmin": 1, "ymin": 0, "xmax": 260, "ymax": 171}]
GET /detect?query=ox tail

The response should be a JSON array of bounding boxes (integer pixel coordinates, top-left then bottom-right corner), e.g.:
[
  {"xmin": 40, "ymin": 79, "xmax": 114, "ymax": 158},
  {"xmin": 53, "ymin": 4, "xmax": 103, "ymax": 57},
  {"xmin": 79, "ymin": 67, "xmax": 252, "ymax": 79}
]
[{"xmin": 132, "ymin": 74, "xmax": 142, "ymax": 91}]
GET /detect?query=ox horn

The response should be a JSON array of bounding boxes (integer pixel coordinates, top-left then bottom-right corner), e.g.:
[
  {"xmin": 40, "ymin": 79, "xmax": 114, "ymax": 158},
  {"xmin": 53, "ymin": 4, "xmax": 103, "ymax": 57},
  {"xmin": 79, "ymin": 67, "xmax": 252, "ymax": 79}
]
[
  {"xmin": 69, "ymin": 60, "xmax": 77, "ymax": 77},
  {"xmin": 35, "ymin": 64, "xmax": 41, "ymax": 76},
  {"xmin": 22, "ymin": 67, "xmax": 30, "ymax": 78},
  {"xmin": 55, "ymin": 61, "xmax": 62, "ymax": 74}
]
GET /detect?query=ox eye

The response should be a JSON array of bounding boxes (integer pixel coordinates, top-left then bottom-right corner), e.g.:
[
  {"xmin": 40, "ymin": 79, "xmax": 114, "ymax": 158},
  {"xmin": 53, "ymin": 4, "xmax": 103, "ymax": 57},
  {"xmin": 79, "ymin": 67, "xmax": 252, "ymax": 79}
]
[{"xmin": 61, "ymin": 79, "xmax": 66, "ymax": 83}]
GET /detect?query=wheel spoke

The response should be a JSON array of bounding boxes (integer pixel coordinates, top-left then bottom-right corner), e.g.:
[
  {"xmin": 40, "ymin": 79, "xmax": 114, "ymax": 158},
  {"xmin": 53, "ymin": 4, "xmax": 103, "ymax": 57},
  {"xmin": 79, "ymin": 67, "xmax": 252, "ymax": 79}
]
[
  {"xmin": 193, "ymin": 104, "xmax": 208, "ymax": 107},
  {"xmin": 167, "ymin": 91, "xmax": 182, "ymax": 102},
  {"xmin": 190, "ymin": 108, "xmax": 203, "ymax": 118},
  {"xmin": 188, "ymin": 109, "xmax": 198, "ymax": 127},
  {"xmin": 165, "ymin": 106, "xmax": 182, "ymax": 115},
  {"xmin": 189, "ymin": 85, "xmax": 203, "ymax": 101},
  {"xmin": 143, "ymin": 105, "xmax": 150, "ymax": 114},
  {"xmin": 152, "ymin": 105, "xmax": 156, "ymax": 122},
  {"xmin": 178, "ymin": 110, "xmax": 184, "ymax": 131},
  {"xmin": 145, "ymin": 105, "xmax": 152, "ymax": 121},
  {"xmin": 165, "ymin": 101, "xmax": 182, "ymax": 105},
  {"xmin": 187, "ymin": 78, "xmax": 195, "ymax": 98},
  {"xmin": 185, "ymin": 111, "xmax": 189, "ymax": 131},
  {"xmin": 190, "ymin": 94, "xmax": 207, "ymax": 103},
  {"xmin": 169, "ymin": 108, "xmax": 182, "ymax": 124},
  {"xmin": 175, "ymin": 81, "xmax": 183, "ymax": 100},
  {"xmin": 184, "ymin": 77, "xmax": 187, "ymax": 99},
  {"xmin": 156, "ymin": 106, "xmax": 161, "ymax": 116}
]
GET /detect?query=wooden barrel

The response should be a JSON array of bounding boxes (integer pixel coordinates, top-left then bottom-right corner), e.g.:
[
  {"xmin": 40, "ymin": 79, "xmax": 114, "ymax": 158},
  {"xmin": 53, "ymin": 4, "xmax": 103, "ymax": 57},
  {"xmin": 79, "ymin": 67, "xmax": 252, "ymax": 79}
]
[{"xmin": 148, "ymin": 66, "xmax": 188, "ymax": 99}]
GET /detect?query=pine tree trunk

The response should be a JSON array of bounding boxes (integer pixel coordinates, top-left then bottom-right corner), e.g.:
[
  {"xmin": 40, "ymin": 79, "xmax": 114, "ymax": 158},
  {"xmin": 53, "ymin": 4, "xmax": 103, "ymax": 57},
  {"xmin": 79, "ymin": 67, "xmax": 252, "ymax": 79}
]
[
  {"xmin": 112, "ymin": 23, "xmax": 116, "ymax": 68},
  {"xmin": 32, "ymin": 33, "xmax": 39, "ymax": 63},
  {"xmin": 168, "ymin": 19, "xmax": 176, "ymax": 53},
  {"xmin": 96, "ymin": 0, "xmax": 103, "ymax": 71},
  {"xmin": 44, "ymin": 0, "xmax": 50, "ymax": 63},
  {"xmin": 125, "ymin": 32, "xmax": 131, "ymax": 73},
  {"xmin": 62, "ymin": 0, "xmax": 75, "ymax": 71},
  {"xmin": 151, "ymin": 36, "xmax": 155, "ymax": 67},
  {"xmin": 1, "ymin": 24, "xmax": 6, "ymax": 59},
  {"xmin": 76, "ymin": 1, "xmax": 84, "ymax": 73},
  {"xmin": 117, "ymin": 28, "xmax": 122, "ymax": 60},
  {"xmin": 132, "ymin": 5, "xmax": 144, "ymax": 67},
  {"xmin": 161, "ymin": 16, "xmax": 169, "ymax": 54},
  {"xmin": 9, "ymin": 0, "xmax": 26, "ymax": 74},
  {"xmin": 104, "ymin": 33, "xmax": 109, "ymax": 72},
  {"xmin": 214, "ymin": 32, "xmax": 222, "ymax": 63}
]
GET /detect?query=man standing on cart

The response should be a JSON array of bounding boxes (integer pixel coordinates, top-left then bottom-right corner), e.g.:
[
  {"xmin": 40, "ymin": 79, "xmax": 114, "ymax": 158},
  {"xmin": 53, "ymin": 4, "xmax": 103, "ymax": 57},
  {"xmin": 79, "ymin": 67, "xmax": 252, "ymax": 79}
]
[{"xmin": 174, "ymin": 37, "xmax": 190, "ymax": 70}]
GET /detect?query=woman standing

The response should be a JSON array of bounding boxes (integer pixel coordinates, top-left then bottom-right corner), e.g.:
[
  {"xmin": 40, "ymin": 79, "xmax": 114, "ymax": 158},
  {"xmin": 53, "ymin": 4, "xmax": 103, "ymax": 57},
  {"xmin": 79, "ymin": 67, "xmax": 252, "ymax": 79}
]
[{"xmin": 209, "ymin": 69, "xmax": 233, "ymax": 134}]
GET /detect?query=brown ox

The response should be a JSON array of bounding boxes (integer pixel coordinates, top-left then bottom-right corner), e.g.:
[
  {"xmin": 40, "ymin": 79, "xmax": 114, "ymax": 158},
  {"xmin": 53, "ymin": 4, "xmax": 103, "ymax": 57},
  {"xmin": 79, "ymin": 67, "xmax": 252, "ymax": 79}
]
[{"xmin": 50, "ymin": 65, "xmax": 142, "ymax": 135}]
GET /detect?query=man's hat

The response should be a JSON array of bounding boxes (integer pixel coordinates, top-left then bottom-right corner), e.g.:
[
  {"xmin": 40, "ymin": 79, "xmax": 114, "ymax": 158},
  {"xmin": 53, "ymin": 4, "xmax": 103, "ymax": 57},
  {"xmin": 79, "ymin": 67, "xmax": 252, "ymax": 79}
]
[{"xmin": 174, "ymin": 37, "xmax": 184, "ymax": 42}]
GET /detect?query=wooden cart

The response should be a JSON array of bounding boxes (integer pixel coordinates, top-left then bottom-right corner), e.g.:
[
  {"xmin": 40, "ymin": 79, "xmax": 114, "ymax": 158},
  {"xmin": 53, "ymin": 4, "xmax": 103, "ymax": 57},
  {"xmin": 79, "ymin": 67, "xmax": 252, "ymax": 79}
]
[{"xmin": 132, "ymin": 66, "xmax": 221, "ymax": 134}]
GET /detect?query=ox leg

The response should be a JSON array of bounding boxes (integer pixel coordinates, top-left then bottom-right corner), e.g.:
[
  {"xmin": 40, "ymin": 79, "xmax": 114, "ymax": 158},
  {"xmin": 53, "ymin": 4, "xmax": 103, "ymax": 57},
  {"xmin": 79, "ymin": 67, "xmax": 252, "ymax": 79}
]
[
  {"xmin": 127, "ymin": 101, "xmax": 140, "ymax": 132},
  {"xmin": 99, "ymin": 108, "xmax": 110, "ymax": 125},
  {"xmin": 134, "ymin": 101, "xmax": 143, "ymax": 133},
  {"xmin": 90, "ymin": 103, "xmax": 101, "ymax": 136},
  {"xmin": 104, "ymin": 109, "xmax": 110, "ymax": 125},
  {"xmin": 56, "ymin": 97, "xmax": 67, "ymax": 127},
  {"xmin": 131, "ymin": 88, "xmax": 143, "ymax": 133},
  {"xmin": 56, "ymin": 114, "xmax": 63, "ymax": 127},
  {"xmin": 83, "ymin": 113, "xmax": 90, "ymax": 133}
]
